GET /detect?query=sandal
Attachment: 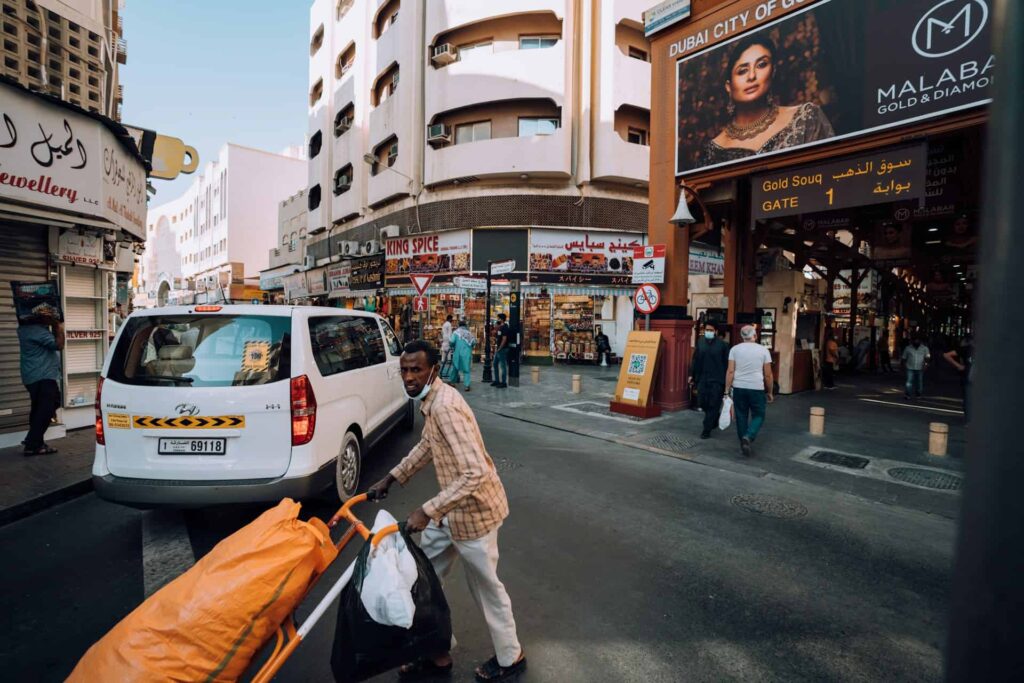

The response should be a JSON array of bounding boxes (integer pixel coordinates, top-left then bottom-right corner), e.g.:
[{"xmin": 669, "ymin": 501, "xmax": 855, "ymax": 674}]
[
  {"xmin": 398, "ymin": 658, "xmax": 453, "ymax": 680},
  {"xmin": 24, "ymin": 445, "xmax": 58, "ymax": 456},
  {"xmin": 474, "ymin": 652, "xmax": 527, "ymax": 682}
]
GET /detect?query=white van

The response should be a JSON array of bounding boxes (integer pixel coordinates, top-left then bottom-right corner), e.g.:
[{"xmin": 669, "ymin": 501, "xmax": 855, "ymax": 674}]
[{"xmin": 92, "ymin": 305, "xmax": 413, "ymax": 507}]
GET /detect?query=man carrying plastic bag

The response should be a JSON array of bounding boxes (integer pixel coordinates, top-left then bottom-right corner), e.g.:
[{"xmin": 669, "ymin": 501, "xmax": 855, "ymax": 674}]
[{"xmin": 362, "ymin": 340, "xmax": 527, "ymax": 682}]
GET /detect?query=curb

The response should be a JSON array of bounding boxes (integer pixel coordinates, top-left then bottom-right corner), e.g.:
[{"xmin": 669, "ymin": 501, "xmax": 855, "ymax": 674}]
[{"xmin": 0, "ymin": 477, "xmax": 93, "ymax": 528}]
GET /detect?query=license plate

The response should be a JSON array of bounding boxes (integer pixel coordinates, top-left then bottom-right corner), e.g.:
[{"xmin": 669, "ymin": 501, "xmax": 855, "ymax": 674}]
[{"xmin": 158, "ymin": 438, "xmax": 227, "ymax": 455}]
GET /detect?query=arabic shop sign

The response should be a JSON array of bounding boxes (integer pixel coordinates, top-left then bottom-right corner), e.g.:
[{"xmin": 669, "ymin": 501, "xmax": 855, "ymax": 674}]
[
  {"xmin": 57, "ymin": 230, "xmax": 103, "ymax": 265},
  {"xmin": 751, "ymin": 143, "xmax": 927, "ymax": 220},
  {"xmin": 528, "ymin": 229, "xmax": 644, "ymax": 285},
  {"xmin": 385, "ymin": 230, "xmax": 472, "ymax": 284},
  {"xmin": 0, "ymin": 82, "xmax": 147, "ymax": 239},
  {"xmin": 349, "ymin": 254, "xmax": 385, "ymax": 291}
]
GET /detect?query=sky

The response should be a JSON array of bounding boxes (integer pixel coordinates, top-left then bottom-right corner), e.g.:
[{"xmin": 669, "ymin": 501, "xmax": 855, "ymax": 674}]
[{"xmin": 120, "ymin": 0, "xmax": 309, "ymax": 202}]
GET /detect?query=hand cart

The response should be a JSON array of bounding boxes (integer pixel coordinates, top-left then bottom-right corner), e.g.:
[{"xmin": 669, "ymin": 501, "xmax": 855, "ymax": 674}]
[{"xmin": 250, "ymin": 493, "xmax": 398, "ymax": 683}]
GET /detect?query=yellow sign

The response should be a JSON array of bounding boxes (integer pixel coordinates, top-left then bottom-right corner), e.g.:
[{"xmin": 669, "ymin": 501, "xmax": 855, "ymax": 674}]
[
  {"xmin": 242, "ymin": 340, "xmax": 271, "ymax": 372},
  {"xmin": 132, "ymin": 416, "xmax": 245, "ymax": 429},
  {"xmin": 613, "ymin": 331, "xmax": 662, "ymax": 407},
  {"xmin": 106, "ymin": 413, "xmax": 131, "ymax": 429}
]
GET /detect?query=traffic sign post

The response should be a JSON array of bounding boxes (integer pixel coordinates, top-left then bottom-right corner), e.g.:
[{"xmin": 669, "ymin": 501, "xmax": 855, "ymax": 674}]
[
  {"xmin": 631, "ymin": 245, "xmax": 666, "ymax": 284},
  {"xmin": 634, "ymin": 283, "xmax": 661, "ymax": 331},
  {"xmin": 413, "ymin": 296, "xmax": 429, "ymax": 313},
  {"xmin": 508, "ymin": 279, "xmax": 521, "ymax": 387},
  {"xmin": 410, "ymin": 273, "xmax": 433, "ymax": 296},
  {"xmin": 491, "ymin": 259, "xmax": 515, "ymax": 276},
  {"xmin": 410, "ymin": 274, "xmax": 433, "ymax": 340}
]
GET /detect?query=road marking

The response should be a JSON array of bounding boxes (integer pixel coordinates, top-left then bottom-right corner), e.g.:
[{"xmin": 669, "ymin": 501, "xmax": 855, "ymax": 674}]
[
  {"xmin": 858, "ymin": 398, "xmax": 964, "ymax": 415},
  {"xmin": 142, "ymin": 509, "xmax": 196, "ymax": 598}
]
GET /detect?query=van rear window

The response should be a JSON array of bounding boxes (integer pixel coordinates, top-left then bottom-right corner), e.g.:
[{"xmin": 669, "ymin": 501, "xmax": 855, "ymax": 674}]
[{"xmin": 108, "ymin": 315, "xmax": 291, "ymax": 387}]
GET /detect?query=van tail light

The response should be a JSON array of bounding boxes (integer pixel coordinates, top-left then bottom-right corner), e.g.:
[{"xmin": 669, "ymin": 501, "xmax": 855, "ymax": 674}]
[
  {"xmin": 95, "ymin": 376, "xmax": 105, "ymax": 445},
  {"xmin": 290, "ymin": 375, "xmax": 317, "ymax": 446}
]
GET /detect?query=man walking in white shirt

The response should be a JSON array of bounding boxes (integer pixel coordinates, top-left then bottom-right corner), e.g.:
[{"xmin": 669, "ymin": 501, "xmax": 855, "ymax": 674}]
[{"xmin": 724, "ymin": 325, "xmax": 774, "ymax": 457}]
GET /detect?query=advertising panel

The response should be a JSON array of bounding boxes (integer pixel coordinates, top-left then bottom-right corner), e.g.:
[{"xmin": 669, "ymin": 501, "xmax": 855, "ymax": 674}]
[
  {"xmin": 675, "ymin": 0, "xmax": 993, "ymax": 176},
  {"xmin": 385, "ymin": 230, "xmax": 472, "ymax": 284},
  {"xmin": 57, "ymin": 230, "xmax": 104, "ymax": 265},
  {"xmin": 349, "ymin": 254, "xmax": 385, "ymax": 291},
  {"xmin": 528, "ymin": 229, "xmax": 644, "ymax": 285},
  {"xmin": 327, "ymin": 262, "xmax": 351, "ymax": 291}
]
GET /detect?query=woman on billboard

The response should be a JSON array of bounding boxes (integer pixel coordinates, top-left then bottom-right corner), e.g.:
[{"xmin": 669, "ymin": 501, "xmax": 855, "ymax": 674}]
[{"xmin": 701, "ymin": 37, "xmax": 835, "ymax": 166}]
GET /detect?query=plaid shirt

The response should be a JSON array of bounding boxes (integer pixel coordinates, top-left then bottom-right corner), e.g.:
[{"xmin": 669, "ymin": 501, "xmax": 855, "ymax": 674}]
[{"xmin": 390, "ymin": 379, "xmax": 509, "ymax": 540}]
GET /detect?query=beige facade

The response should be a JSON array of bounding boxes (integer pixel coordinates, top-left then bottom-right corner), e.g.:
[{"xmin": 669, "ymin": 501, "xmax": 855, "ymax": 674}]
[
  {"xmin": 0, "ymin": 0, "xmax": 126, "ymax": 120},
  {"xmin": 305, "ymin": 0, "xmax": 652, "ymax": 255}
]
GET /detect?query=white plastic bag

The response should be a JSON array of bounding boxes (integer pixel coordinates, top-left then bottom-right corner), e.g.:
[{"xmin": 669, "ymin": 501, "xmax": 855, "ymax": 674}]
[
  {"xmin": 719, "ymin": 396, "xmax": 733, "ymax": 430},
  {"xmin": 360, "ymin": 510, "xmax": 419, "ymax": 628}
]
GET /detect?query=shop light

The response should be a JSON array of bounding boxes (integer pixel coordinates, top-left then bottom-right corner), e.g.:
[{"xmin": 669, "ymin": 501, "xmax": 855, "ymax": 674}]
[
  {"xmin": 926, "ymin": 240, "xmax": 941, "ymax": 245},
  {"xmin": 928, "ymin": 227, "xmax": 939, "ymax": 232}
]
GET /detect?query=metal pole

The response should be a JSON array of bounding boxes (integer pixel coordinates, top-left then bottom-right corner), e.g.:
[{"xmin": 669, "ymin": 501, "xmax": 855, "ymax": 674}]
[
  {"xmin": 482, "ymin": 261, "xmax": 493, "ymax": 383},
  {"xmin": 645, "ymin": 314, "xmax": 650, "ymax": 331},
  {"xmin": 946, "ymin": 1, "xmax": 1024, "ymax": 678}
]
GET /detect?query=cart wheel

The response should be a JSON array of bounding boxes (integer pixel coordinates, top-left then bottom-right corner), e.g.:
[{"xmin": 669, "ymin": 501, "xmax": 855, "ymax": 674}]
[{"xmin": 335, "ymin": 431, "xmax": 362, "ymax": 502}]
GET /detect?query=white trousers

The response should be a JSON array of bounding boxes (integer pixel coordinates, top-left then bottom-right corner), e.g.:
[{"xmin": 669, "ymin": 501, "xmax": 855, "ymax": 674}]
[{"xmin": 419, "ymin": 520, "xmax": 522, "ymax": 667}]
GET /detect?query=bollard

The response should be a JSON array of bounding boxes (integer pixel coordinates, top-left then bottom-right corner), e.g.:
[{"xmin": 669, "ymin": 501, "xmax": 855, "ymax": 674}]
[
  {"xmin": 531, "ymin": 366, "xmax": 540, "ymax": 384},
  {"xmin": 928, "ymin": 422, "xmax": 949, "ymax": 457},
  {"xmin": 809, "ymin": 406, "xmax": 825, "ymax": 435},
  {"xmin": 571, "ymin": 374, "xmax": 582, "ymax": 394}
]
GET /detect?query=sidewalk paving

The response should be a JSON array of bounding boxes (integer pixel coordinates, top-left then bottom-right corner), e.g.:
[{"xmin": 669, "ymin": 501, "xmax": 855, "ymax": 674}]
[{"xmin": 0, "ymin": 427, "xmax": 96, "ymax": 526}]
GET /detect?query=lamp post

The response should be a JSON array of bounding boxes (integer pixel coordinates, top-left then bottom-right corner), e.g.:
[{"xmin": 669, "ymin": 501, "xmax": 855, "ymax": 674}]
[{"xmin": 482, "ymin": 260, "xmax": 494, "ymax": 383}]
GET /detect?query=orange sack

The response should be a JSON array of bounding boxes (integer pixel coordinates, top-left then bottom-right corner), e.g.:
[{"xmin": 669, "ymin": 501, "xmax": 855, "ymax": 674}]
[{"xmin": 68, "ymin": 498, "xmax": 338, "ymax": 682}]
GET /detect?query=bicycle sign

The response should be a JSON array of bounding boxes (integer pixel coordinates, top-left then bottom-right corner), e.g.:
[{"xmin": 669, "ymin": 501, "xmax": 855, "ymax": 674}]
[{"xmin": 633, "ymin": 283, "xmax": 661, "ymax": 315}]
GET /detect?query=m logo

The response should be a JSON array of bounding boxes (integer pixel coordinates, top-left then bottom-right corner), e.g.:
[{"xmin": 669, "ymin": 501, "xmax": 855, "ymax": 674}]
[{"xmin": 912, "ymin": 0, "xmax": 989, "ymax": 58}]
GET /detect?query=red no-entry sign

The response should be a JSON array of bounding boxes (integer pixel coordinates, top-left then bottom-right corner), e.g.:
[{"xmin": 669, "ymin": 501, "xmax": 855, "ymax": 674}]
[{"xmin": 633, "ymin": 283, "xmax": 661, "ymax": 315}]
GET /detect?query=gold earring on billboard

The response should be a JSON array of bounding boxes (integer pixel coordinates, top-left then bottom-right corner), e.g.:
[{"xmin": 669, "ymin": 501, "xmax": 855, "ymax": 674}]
[
  {"xmin": 767, "ymin": 93, "xmax": 776, "ymax": 107},
  {"xmin": 727, "ymin": 102, "xmax": 735, "ymax": 117}
]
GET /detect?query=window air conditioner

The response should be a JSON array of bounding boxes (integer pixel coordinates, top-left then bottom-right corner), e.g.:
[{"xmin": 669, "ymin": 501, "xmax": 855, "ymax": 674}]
[
  {"xmin": 427, "ymin": 123, "xmax": 451, "ymax": 147},
  {"xmin": 363, "ymin": 239, "xmax": 380, "ymax": 255},
  {"xmin": 335, "ymin": 114, "xmax": 353, "ymax": 136},
  {"xmin": 431, "ymin": 43, "xmax": 457, "ymax": 66},
  {"xmin": 304, "ymin": 254, "xmax": 316, "ymax": 269},
  {"xmin": 379, "ymin": 225, "xmax": 399, "ymax": 241},
  {"xmin": 335, "ymin": 175, "xmax": 352, "ymax": 193},
  {"xmin": 342, "ymin": 240, "xmax": 359, "ymax": 256}
]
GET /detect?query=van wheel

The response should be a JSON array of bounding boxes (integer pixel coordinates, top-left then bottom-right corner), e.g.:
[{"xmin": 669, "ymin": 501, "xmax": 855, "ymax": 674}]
[
  {"xmin": 400, "ymin": 399, "xmax": 415, "ymax": 431},
  {"xmin": 335, "ymin": 431, "xmax": 362, "ymax": 501}
]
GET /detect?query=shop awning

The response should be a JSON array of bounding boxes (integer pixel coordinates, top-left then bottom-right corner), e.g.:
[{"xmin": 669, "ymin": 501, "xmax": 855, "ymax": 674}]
[{"xmin": 386, "ymin": 284, "xmax": 634, "ymax": 297}]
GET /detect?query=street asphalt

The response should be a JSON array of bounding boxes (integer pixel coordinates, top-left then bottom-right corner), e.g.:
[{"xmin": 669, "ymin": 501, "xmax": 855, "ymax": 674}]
[{"xmin": 0, "ymin": 404, "xmax": 954, "ymax": 682}]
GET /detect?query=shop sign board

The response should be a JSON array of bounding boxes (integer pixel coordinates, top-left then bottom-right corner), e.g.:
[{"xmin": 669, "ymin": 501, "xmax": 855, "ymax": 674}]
[
  {"xmin": 0, "ymin": 82, "xmax": 147, "ymax": 239},
  {"xmin": 453, "ymin": 276, "xmax": 487, "ymax": 290},
  {"xmin": 57, "ymin": 230, "xmax": 103, "ymax": 265},
  {"xmin": 385, "ymin": 229, "xmax": 472, "ymax": 284},
  {"xmin": 632, "ymin": 245, "xmax": 666, "ymax": 284},
  {"xmin": 634, "ymin": 284, "xmax": 662, "ymax": 315},
  {"xmin": 613, "ymin": 331, "xmax": 663, "ymax": 406},
  {"xmin": 349, "ymin": 254, "xmax": 385, "ymax": 291},
  {"xmin": 307, "ymin": 267, "xmax": 327, "ymax": 296},
  {"xmin": 282, "ymin": 272, "xmax": 308, "ymax": 301},
  {"xmin": 688, "ymin": 244, "xmax": 725, "ymax": 276},
  {"xmin": 675, "ymin": 0, "xmax": 994, "ymax": 177},
  {"xmin": 327, "ymin": 262, "xmax": 351, "ymax": 291},
  {"xmin": 833, "ymin": 270, "xmax": 879, "ymax": 313},
  {"xmin": 528, "ymin": 229, "xmax": 644, "ymax": 285},
  {"xmin": 644, "ymin": 0, "xmax": 691, "ymax": 38},
  {"xmin": 752, "ymin": 144, "xmax": 928, "ymax": 220}
]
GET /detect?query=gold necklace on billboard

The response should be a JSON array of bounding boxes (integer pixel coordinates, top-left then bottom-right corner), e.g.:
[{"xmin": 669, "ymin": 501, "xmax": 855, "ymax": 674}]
[{"xmin": 726, "ymin": 102, "xmax": 779, "ymax": 141}]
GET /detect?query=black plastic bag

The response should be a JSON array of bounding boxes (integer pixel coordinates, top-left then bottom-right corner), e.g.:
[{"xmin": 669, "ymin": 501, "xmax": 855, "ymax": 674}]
[{"xmin": 331, "ymin": 526, "xmax": 452, "ymax": 683}]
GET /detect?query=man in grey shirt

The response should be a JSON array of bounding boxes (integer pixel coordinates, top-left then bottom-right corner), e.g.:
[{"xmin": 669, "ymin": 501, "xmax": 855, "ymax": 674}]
[
  {"xmin": 901, "ymin": 335, "xmax": 930, "ymax": 399},
  {"xmin": 17, "ymin": 313, "xmax": 64, "ymax": 455}
]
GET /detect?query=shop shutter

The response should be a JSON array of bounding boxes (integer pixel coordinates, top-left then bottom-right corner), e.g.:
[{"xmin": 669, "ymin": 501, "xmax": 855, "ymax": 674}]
[
  {"xmin": 65, "ymin": 374, "xmax": 99, "ymax": 409},
  {"xmin": 62, "ymin": 265, "xmax": 104, "ymax": 410},
  {"xmin": 0, "ymin": 224, "xmax": 49, "ymax": 435}
]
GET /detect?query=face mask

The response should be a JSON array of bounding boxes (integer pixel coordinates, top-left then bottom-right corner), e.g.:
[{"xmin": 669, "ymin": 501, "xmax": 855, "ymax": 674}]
[
  {"xmin": 413, "ymin": 368, "xmax": 436, "ymax": 401},
  {"xmin": 704, "ymin": 331, "xmax": 715, "ymax": 340}
]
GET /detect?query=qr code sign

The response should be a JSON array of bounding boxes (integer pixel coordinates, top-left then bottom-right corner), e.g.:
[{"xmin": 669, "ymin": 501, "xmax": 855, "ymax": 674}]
[{"xmin": 627, "ymin": 353, "xmax": 648, "ymax": 376}]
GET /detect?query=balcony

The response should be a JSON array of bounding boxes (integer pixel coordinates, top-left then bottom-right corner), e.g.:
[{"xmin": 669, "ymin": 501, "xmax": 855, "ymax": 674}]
[
  {"xmin": 592, "ymin": 132, "xmax": 649, "ymax": 186},
  {"xmin": 115, "ymin": 37, "xmax": 126, "ymax": 64},
  {"xmin": 425, "ymin": 128, "xmax": 570, "ymax": 186},
  {"xmin": 426, "ymin": 1, "xmax": 564, "ymax": 41},
  {"xmin": 426, "ymin": 46, "xmax": 565, "ymax": 118},
  {"xmin": 268, "ymin": 245, "xmax": 303, "ymax": 269},
  {"xmin": 613, "ymin": 50, "xmax": 650, "ymax": 111}
]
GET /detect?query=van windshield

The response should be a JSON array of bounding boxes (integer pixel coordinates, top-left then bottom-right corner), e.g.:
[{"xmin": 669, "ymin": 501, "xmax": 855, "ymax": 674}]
[{"xmin": 108, "ymin": 315, "xmax": 291, "ymax": 387}]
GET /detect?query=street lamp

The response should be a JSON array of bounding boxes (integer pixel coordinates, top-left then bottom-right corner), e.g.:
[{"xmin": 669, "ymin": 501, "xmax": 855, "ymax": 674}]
[{"xmin": 670, "ymin": 182, "xmax": 711, "ymax": 229}]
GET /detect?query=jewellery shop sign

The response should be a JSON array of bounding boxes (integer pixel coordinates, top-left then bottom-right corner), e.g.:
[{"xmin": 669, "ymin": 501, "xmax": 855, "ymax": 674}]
[
  {"xmin": 0, "ymin": 82, "xmax": 147, "ymax": 239},
  {"xmin": 674, "ymin": 0, "xmax": 994, "ymax": 176}
]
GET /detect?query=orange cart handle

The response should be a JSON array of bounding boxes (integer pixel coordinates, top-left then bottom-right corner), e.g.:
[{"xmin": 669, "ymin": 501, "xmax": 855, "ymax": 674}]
[
  {"xmin": 371, "ymin": 524, "xmax": 401, "ymax": 548},
  {"xmin": 328, "ymin": 493, "xmax": 370, "ymax": 538}
]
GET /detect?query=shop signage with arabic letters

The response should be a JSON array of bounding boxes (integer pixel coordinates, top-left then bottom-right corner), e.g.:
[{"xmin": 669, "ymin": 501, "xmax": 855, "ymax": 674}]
[
  {"xmin": 327, "ymin": 262, "xmax": 351, "ymax": 291},
  {"xmin": 752, "ymin": 144, "xmax": 927, "ymax": 220},
  {"xmin": 57, "ymin": 230, "xmax": 104, "ymax": 266},
  {"xmin": 528, "ymin": 229, "xmax": 644, "ymax": 285},
  {"xmin": 689, "ymin": 244, "xmax": 725, "ymax": 276},
  {"xmin": 348, "ymin": 254, "xmax": 385, "ymax": 291},
  {"xmin": 675, "ymin": 0, "xmax": 993, "ymax": 176},
  {"xmin": 385, "ymin": 230, "xmax": 471, "ymax": 284},
  {"xmin": 0, "ymin": 82, "xmax": 147, "ymax": 238}
]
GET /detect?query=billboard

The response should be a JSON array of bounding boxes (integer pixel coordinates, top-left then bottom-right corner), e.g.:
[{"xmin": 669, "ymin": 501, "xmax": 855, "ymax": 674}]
[
  {"xmin": 528, "ymin": 229, "xmax": 644, "ymax": 285},
  {"xmin": 676, "ymin": 0, "xmax": 993, "ymax": 176}
]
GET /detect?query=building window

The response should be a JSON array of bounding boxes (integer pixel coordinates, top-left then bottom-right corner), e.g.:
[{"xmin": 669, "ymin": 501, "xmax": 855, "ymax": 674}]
[
  {"xmin": 333, "ymin": 164, "xmax": 353, "ymax": 195},
  {"xmin": 337, "ymin": 0, "xmax": 353, "ymax": 21},
  {"xmin": 282, "ymin": 235, "xmax": 288, "ymax": 246},
  {"xmin": 371, "ymin": 137, "xmax": 398, "ymax": 174},
  {"xmin": 309, "ymin": 78, "xmax": 324, "ymax": 107},
  {"xmin": 454, "ymin": 120, "xmax": 491, "ymax": 145},
  {"xmin": 334, "ymin": 104, "xmax": 354, "ymax": 137},
  {"xmin": 374, "ymin": 65, "xmax": 399, "ymax": 105},
  {"xmin": 458, "ymin": 41, "xmax": 491, "ymax": 60},
  {"xmin": 628, "ymin": 46, "xmax": 649, "ymax": 61},
  {"xmin": 518, "ymin": 117, "xmax": 560, "ymax": 137},
  {"xmin": 310, "ymin": 24, "xmax": 324, "ymax": 56},
  {"xmin": 309, "ymin": 130, "xmax": 323, "ymax": 159},
  {"xmin": 336, "ymin": 43, "xmax": 355, "ymax": 79},
  {"xmin": 375, "ymin": 0, "xmax": 400, "ymax": 38},
  {"xmin": 387, "ymin": 141, "xmax": 398, "ymax": 167},
  {"xmin": 308, "ymin": 184, "xmax": 322, "ymax": 210},
  {"xmin": 627, "ymin": 127, "xmax": 648, "ymax": 145},
  {"xmin": 519, "ymin": 36, "xmax": 559, "ymax": 50}
]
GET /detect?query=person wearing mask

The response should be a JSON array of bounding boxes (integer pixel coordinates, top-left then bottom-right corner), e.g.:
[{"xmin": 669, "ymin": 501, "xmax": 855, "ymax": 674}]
[
  {"xmin": 594, "ymin": 325, "xmax": 612, "ymax": 367},
  {"xmin": 490, "ymin": 313, "xmax": 510, "ymax": 389},
  {"xmin": 690, "ymin": 323, "xmax": 730, "ymax": 439},
  {"xmin": 365, "ymin": 340, "xmax": 526, "ymax": 682},
  {"xmin": 823, "ymin": 330, "xmax": 839, "ymax": 389},
  {"xmin": 18, "ymin": 311, "xmax": 64, "ymax": 456},
  {"xmin": 451, "ymin": 319, "xmax": 477, "ymax": 392},
  {"xmin": 901, "ymin": 335, "xmax": 931, "ymax": 399},
  {"xmin": 724, "ymin": 325, "xmax": 774, "ymax": 457}
]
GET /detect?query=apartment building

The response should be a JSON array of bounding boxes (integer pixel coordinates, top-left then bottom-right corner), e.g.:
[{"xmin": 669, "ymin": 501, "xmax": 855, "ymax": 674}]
[
  {"xmin": 304, "ymin": 0, "xmax": 652, "ymax": 359},
  {"xmin": 258, "ymin": 189, "xmax": 309, "ymax": 302},
  {"xmin": 138, "ymin": 144, "xmax": 306, "ymax": 306},
  {"xmin": 0, "ymin": 0, "xmax": 127, "ymax": 120}
]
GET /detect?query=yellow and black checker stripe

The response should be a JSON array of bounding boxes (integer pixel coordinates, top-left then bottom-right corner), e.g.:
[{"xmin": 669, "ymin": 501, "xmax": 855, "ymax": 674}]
[{"xmin": 132, "ymin": 415, "xmax": 245, "ymax": 429}]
